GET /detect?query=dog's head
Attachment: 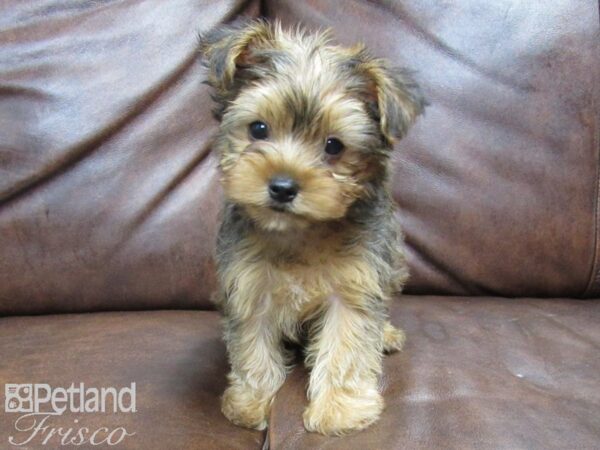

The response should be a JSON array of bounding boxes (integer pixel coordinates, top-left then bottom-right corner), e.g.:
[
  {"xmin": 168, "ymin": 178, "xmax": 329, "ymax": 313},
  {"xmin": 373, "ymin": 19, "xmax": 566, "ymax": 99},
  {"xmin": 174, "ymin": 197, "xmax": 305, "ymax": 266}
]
[{"xmin": 200, "ymin": 20, "xmax": 425, "ymax": 232}]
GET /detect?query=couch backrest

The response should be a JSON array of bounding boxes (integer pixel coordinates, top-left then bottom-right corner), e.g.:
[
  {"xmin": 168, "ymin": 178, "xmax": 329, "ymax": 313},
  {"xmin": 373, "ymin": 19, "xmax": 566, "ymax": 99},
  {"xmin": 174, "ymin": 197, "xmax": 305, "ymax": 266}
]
[
  {"xmin": 272, "ymin": 0, "xmax": 599, "ymax": 298},
  {"xmin": 0, "ymin": 0, "xmax": 598, "ymax": 315},
  {"xmin": 0, "ymin": 0, "xmax": 261, "ymax": 315}
]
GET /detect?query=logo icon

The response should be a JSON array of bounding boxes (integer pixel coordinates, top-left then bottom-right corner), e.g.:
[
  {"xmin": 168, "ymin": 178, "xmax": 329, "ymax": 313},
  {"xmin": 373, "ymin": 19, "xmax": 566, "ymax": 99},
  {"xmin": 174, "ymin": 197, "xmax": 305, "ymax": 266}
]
[{"xmin": 4, "ymin": 384, "xmax": 33, "ymax": 413}]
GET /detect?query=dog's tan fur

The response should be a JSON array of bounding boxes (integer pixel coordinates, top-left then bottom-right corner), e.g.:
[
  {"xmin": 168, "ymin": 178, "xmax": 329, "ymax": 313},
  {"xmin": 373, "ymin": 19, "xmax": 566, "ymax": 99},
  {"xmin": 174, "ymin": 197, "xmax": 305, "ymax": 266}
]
[{"xmin": 200, "ymin": 19, "xmax": 425, "ymax": 436}]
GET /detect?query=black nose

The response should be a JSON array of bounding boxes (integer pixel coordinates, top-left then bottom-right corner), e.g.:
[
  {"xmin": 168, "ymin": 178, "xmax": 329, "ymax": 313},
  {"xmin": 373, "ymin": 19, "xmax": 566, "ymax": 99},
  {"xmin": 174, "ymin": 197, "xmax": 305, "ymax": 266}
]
[{"xmin": 268, "ymin": 176, "xmax": 299, "ymax": 203}]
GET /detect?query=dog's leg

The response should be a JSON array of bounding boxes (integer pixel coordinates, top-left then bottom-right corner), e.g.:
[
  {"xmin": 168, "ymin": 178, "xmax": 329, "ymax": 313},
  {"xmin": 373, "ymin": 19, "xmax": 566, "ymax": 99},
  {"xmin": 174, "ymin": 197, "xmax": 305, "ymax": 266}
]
[
  {"xmin": 221, "ymin": 296, "xmax": 287, "ymax": 430},
  {"xmin": 303, "ymin": 294, "xmax": 385, "ymax": 435}
]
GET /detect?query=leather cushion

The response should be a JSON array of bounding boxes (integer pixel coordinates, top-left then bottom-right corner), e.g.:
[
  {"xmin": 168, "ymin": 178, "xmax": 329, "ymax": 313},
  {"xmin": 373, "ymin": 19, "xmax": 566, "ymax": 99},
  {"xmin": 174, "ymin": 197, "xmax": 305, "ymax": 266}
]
[
  {"xmin": 0, "ymin": 310, "xmax": 264, "ymax": 449},
  {"xmin": 268, "ymin": 295, "xmax": 600, "ymax": 449},
  {"xmin": 1, "ymin": 0, "xmax": 599, "ymax": 316},
  {"xmin": 266, "ymin": 0, "xmax": 600, "ymax": 298},
  {"xmin": 2, "ymin": 296, "xmax": 598, "ymax": 449},
  {"xmin": 0, "ymin": 0, "xmax": 260, "ymax": 315}
]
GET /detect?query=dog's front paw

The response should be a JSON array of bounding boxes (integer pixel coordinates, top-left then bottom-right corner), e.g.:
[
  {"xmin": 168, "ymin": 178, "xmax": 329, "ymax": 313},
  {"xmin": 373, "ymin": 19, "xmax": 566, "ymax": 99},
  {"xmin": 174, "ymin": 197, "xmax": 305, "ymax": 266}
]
[
  {"xmin": 221, "ymin": 384, "xmax": 271, "ymax": 430},
  {"xmin": 303, "ymin": 388, "xmax": 383, "ymax": 436},
  {"xmin": 383, "ymin": 321, "xmax": 406, "ymax": 353}
]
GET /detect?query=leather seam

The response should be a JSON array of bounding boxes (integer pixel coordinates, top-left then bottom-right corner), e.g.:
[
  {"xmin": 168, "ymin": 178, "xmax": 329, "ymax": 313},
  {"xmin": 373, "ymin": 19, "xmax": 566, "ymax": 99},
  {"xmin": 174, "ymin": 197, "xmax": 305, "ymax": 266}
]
[
  {"xmin": 584, "ymin": 95, "xmax": 600, "ymax": 298},
  {"xmin": 583, "ymin": 4, "xmax": 600, "ymax": 297}
]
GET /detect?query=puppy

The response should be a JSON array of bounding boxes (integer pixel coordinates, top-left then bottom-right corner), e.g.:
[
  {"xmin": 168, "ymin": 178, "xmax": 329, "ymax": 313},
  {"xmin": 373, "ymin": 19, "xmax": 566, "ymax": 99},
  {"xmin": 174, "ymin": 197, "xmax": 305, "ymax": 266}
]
[{"xmin": 200, "ymin": 19, "xmax": 425, "ymax": 436}]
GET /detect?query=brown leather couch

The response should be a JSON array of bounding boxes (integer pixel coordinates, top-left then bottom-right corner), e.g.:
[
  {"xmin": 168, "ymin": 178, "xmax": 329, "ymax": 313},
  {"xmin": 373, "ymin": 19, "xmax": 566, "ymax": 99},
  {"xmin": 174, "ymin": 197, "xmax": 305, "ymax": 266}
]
[{"xmin": 1, "ymin": 1, "xmax": 599, "ymax": 449}]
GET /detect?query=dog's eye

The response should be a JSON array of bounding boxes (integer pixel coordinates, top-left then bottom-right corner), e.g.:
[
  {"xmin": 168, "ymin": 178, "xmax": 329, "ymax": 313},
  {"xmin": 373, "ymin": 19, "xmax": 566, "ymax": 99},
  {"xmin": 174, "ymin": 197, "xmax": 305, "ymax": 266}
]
[
  {"xmin": 324, "ymin": 138, "xmax": 344, "ymax": 156},
  {"xmin": 249, "ymin": 121, "xmax": 269, "ymax": 140}
]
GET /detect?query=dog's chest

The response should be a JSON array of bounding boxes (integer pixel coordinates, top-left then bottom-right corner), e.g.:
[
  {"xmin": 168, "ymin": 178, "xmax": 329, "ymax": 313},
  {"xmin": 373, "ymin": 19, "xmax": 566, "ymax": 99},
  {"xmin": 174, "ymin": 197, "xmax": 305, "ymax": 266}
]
[
  {"xmin": 266, "ymin": 236, "xmax": 362, "ymax": 315},
  {"xmin": 229, "ymin": 224, "xmax": 376, "ymax": 324},
  {"xmin": 270, "ymin": 259, "xmax": 332, "ymax": 308}
]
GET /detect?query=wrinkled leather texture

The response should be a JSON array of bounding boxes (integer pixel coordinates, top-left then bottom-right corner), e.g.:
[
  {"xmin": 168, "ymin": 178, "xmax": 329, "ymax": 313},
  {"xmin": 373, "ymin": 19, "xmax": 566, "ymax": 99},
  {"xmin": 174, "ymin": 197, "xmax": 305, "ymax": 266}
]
[
  {"xmin": 265, "ymin": 0, "xmax": 600, "ymax": 298},
  {"xmin": 269, "ymin": 295, "xmax": 600, "ymax": 450},
  {"xmin": 1, "ymin": 1, "xmax": 599, "ymax": 315},
  {"xmin": 0, "ymin": 0, "xmax": 260, "ymax": 315},
  {"xmin": 1, "ymin": 297, "xmax": 598, "ymax": 450},
  {"xmin": 0, "ymin": 310, "xmax": 264, "ymax": 449}
]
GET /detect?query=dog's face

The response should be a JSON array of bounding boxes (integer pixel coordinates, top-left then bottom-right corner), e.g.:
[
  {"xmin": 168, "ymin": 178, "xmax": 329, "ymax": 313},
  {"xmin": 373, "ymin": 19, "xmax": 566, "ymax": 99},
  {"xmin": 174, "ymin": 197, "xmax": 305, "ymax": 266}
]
[{"xmin": 201, "ymin": 20, "xmax": 425, "ymax": 232}]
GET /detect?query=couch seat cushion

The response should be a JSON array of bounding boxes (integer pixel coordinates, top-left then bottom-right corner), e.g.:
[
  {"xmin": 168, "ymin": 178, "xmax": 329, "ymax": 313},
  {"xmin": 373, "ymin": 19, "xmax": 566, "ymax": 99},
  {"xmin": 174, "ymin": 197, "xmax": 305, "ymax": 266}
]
[
  {"xmin": 0, "ymin": 310, "xmax": 264, "ymax": 449},
  {"xmin": 269, "ymin": 295, "xmax": 600, "ymax": 449}
]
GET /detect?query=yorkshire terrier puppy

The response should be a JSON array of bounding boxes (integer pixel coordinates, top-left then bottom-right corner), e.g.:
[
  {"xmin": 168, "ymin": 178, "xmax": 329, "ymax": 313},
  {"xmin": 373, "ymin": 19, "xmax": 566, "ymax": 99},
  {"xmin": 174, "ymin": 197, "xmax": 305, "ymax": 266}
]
[{"xmin": 200, "ymin": 19, "xmax": 425, "ymax": 436}]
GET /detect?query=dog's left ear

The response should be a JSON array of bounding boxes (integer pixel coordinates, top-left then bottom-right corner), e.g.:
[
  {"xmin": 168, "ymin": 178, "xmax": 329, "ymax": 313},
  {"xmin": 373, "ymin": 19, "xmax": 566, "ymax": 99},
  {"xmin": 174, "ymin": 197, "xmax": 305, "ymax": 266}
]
[
  {"xmin": 199, "ymin": 19, "xmax": 275, "ymax": 117},
  {"xmin": 351, "ymin": 50, "xmax": 427, "ymax": 144}
]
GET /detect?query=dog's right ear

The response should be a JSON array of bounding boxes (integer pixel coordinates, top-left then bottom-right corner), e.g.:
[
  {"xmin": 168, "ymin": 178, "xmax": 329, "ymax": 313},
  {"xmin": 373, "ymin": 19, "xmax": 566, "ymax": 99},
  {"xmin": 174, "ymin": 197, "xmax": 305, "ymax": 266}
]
[{"xmin": 199, "ymin": 19, "xmax": 275, "ymax": 117}]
